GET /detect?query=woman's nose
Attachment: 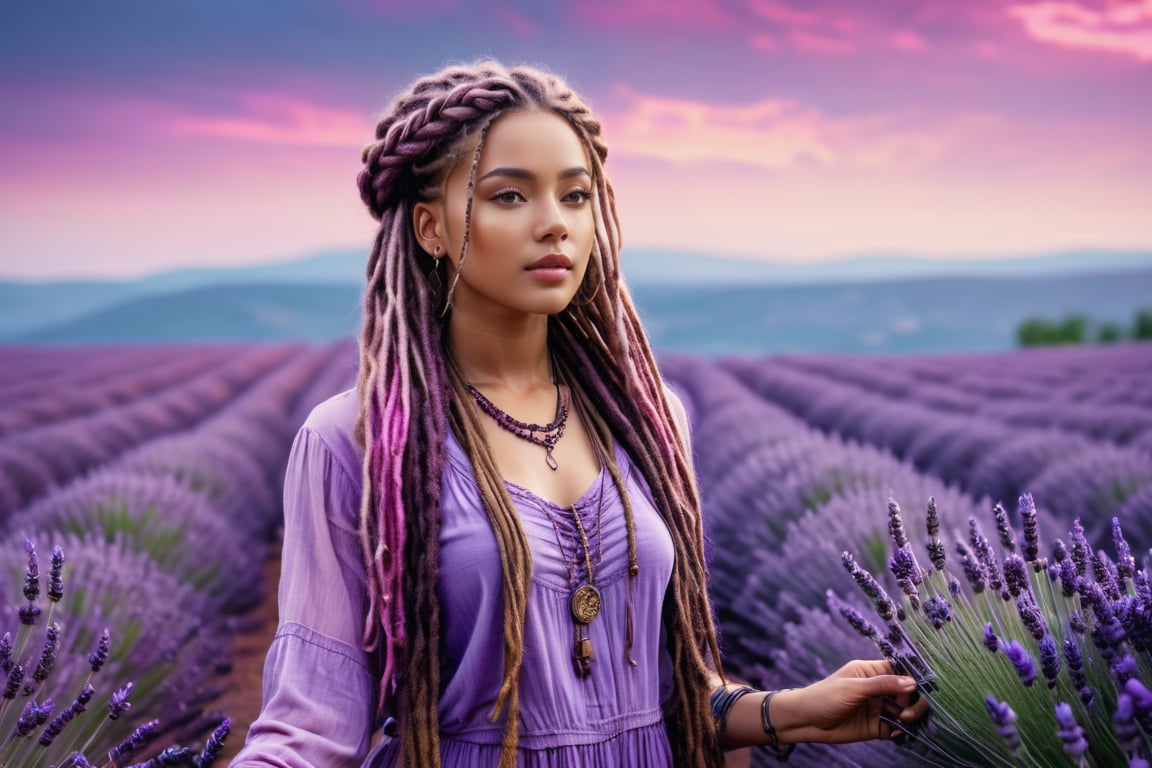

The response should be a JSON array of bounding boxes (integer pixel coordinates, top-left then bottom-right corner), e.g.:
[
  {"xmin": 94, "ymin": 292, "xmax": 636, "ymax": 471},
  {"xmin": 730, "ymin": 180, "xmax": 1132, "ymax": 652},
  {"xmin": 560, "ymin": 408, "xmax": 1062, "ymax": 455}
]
[{"xmin": 535, "ymin": 198, "xmax": 569, "ymax": 241}]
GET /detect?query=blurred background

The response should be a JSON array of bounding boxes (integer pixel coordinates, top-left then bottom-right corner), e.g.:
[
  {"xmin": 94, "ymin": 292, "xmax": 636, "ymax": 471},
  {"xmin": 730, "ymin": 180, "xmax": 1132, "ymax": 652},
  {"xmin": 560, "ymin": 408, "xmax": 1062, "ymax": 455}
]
[{"xmin": 2, "ymin": 0, "xmax": 1150, "ymax": 353}]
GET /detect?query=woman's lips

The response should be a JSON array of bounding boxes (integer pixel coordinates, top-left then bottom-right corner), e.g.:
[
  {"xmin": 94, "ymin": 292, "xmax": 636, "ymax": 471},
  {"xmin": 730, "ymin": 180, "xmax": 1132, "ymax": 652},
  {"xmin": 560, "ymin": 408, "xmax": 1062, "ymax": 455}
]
[{"xmin": 526, "ymin": 254, "xmax": 572, "ymax": 282}]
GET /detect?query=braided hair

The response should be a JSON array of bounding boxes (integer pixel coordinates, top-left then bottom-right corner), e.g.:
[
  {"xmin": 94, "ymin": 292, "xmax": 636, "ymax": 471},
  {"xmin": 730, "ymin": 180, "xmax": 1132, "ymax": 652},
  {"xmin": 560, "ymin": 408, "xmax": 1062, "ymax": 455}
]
[{"xmin": 355, "ymin": 60, "xmax": 726, "ymax": 767}]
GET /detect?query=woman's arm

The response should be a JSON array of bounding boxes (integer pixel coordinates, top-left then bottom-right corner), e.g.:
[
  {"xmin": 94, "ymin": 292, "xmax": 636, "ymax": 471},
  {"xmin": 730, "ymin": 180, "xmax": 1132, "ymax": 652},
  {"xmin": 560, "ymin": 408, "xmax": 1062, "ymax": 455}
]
[
  {"xmin": 229, "ymin": 402, "xmax": 379, "ymax": 767},
  {"xmin": 715, "ymin": 660, "xmax": 926, "ymax": 751}
]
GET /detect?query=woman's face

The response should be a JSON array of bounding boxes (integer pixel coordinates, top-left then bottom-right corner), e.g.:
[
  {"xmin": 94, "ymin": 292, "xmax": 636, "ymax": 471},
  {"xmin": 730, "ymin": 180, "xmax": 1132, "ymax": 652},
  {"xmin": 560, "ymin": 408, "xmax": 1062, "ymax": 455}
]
[{"xmin": 416, "ymin": 109, "xmax": 597, "ymax": 322}]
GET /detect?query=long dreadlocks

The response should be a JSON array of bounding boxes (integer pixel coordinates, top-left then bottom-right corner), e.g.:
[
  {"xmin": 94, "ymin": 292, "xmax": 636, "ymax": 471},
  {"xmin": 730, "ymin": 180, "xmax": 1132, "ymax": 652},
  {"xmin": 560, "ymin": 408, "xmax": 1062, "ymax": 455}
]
[{"xmin": 355, "ymin": 60, "xmax": 727, "ymax": 768}]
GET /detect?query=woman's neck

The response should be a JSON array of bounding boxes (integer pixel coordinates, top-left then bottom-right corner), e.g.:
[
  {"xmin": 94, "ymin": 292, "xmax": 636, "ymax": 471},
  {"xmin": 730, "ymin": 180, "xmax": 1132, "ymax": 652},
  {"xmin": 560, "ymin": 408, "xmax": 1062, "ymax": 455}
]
[{"xmin": 445, "ymin": 314, "xmax": 552, "ymax": 392}]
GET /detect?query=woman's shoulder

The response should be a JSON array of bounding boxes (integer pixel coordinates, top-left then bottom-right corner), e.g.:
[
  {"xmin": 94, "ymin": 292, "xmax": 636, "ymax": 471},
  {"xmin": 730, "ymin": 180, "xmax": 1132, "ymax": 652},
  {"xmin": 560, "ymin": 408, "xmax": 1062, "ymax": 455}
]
[{"xmin": 296, "ymin": 388, "xmax": 364, "ymax": 482}]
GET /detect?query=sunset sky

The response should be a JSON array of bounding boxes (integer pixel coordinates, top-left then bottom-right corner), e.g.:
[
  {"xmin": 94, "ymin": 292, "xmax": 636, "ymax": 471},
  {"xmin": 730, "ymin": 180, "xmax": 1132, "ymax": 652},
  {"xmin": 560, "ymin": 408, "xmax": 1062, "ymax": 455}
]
[{"xmin": 2, "ymin": 0, "xmax": 1150, "ymax": 280}]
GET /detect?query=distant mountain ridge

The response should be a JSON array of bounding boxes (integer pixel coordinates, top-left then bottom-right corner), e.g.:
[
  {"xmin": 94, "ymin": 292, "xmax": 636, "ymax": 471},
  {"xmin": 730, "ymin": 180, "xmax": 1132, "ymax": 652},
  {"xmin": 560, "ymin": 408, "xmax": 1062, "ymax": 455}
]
[
  {"xmin": 7, "ymin": 267, "xmax": 1152, "ymax": 355},
  {"xmin": 2, "ymin": 247, "xmax": 1147, "ymax": 339}
]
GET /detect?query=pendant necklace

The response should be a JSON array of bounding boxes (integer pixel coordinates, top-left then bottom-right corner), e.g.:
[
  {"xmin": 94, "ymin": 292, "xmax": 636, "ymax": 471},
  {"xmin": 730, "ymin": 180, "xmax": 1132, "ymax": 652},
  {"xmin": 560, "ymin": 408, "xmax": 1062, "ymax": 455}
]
[
  {"xmin": 567, "ymin": 482, "xmax": 604, "ymax": 677},
  {"xmin": 534, "ymin": 403, "xmax": 608, "ymax": 678},
  {"xmin": 462, "ymin": 358, "xmax": 569, "ymax": 471}
]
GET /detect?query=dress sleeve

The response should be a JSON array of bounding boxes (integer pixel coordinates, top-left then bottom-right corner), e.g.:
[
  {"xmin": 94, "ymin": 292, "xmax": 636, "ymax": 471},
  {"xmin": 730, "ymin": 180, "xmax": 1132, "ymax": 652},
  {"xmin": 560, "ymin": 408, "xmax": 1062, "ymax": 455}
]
[{"xmin": 229, "ymin": 426, "xmax": 378, "ymax": 767}]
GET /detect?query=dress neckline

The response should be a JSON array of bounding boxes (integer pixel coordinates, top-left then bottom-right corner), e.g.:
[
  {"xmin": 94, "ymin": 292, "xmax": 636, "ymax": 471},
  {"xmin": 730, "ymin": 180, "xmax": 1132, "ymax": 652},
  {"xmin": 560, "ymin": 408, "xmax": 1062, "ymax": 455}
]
[{"xmin": 445, "ymin": 430, "xmax": 620, "ymax": 510}]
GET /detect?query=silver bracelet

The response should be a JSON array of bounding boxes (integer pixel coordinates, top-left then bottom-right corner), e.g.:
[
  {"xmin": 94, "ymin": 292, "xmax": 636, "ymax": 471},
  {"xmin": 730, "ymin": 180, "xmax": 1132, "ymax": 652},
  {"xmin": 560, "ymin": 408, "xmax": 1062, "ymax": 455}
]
[{"xmin": 760, "ymin": 689, "xmax": 797, "ymax": 762}]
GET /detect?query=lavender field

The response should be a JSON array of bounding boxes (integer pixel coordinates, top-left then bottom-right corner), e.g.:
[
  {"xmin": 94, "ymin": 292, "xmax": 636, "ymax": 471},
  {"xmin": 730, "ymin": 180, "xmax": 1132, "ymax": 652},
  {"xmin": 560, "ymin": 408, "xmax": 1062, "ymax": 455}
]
[{"xmin": 0, "ymin": 340, "xmax": 1149, "ymax": 766}]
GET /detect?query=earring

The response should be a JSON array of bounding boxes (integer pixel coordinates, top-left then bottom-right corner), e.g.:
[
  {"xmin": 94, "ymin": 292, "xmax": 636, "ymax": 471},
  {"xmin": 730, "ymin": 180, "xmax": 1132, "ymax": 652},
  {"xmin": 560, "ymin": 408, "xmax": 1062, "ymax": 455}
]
[{"xmin": 427, "ymin": 258, "xmax": 445, "ymax": 310}]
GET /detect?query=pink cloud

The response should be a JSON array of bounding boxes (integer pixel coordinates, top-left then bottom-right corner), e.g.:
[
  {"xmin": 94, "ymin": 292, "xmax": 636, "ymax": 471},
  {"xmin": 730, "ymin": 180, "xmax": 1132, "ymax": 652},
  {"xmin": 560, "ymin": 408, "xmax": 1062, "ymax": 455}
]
[
  {"xmin": 167, "ymin": 93, "xmax": 372, "ymax": 148},
  {"xmin": 891, "ymin": 30, "xmax": 929, "ymax": 52},
  {"xmin": 744, "ymin": 1, "xmax": 937, "ymax": 56},
  {"xmin": 600, "ymin": 87, "xmax": 972, "ymax": 171},
  {"xmin": 790, "ymin": 28, "xmax": 857, "ymax": 54},
  {"xmin": 495, "ymin": 5, "xmax": 539, "ymax": 37},
  {"xmin": 745, "ymin": 0, "xmax": 823, "ymax": 27},
  {"xmin": 1008, "ymin": 0, "xmax": 1152, "ymax": 60},
  {"xmin": 570, "ymin": 0, "xmax": 734, "ymax": 28}
]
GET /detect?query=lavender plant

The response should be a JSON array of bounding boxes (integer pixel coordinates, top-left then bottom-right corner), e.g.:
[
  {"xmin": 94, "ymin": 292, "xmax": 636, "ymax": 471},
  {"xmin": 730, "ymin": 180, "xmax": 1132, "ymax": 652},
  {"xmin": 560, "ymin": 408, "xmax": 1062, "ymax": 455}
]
[
  {"xmin": 0, "ymin": 540, "xmax": 230, "ymax": 767},
  {"xmin": 837, "ymin": 493, "xmax": 1152, "ymax": 766}
]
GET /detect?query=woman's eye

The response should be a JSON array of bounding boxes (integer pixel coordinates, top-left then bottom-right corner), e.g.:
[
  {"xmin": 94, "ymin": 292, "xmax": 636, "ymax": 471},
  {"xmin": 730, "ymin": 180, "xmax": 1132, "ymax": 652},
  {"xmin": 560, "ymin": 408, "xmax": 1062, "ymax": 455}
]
[
  {"xmin": 564, "ymin": 189, "xmax": 592, "ymax": 204},
  {"xmin": 491, "ymin": 189, "xmax": 524, "ymax": 204}
]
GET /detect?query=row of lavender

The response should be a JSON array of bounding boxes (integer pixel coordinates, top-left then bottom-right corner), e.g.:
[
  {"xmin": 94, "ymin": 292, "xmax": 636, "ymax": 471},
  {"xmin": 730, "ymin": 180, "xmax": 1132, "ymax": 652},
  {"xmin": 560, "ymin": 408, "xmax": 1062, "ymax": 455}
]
[
  {"xmin": 766, "ymin": 343, "xmax": 1152, "ymax": 447},
  {"xmin": 0, "ymin": 341, "xmax": 356, "ymax": 764},
  {"xmin": 661, "ymin": 344, "xmax": 1152, "ymax": 767},
  {"xmin": 715, "ymin": 344, "xmax": 1152, "ymax": 546}
]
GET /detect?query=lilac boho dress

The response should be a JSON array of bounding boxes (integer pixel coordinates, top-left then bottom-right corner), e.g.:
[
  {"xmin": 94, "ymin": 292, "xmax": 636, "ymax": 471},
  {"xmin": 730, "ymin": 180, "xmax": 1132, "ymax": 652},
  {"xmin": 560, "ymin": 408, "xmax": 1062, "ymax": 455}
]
[{"xmin": 229, "ymin": 389, "xmax": 681, "ymax": 767}]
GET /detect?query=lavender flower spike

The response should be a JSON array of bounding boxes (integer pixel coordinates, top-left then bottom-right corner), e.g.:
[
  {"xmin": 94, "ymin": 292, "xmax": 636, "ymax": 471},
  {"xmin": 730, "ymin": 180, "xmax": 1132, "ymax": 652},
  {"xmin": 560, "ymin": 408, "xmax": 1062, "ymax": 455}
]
[
  {"xmin": 888, "ymin": 497, "xmax": 909, "ymax": 550},
  {"xmin": 88, "ymin": 628, "xmax": 111, "ymax": 673},
  {"xmin": 1058, "ymin": 558, "xmax": 1079, "ymax": 598},
  {"xmin": 984, "ymin": 694, "xmax": 1020, "ymax": 751},
  {"xmin": 841, "ymin": 552, "xmax": 897, "ymax": 621},
  {"xmin": 32, "ymin": 621, "xmax": 61, "ymax": 686},
  {"xmin": 923, "ymin": 595, "xmax": 952, "ymax": 630},
  {"xmin": 127, "ymin": 746, "xmax": 196, "ymax": 767},
  {"xmin": 19, "ymin": 600, "xmax": 41, "ymax": 626},
  {"xmin": 4, "ymin": 663, "xmax": 24, "ymax": 699},
  {"xmin": 993, "ymin": 501, "xmax": 1018, "ymax": 553},
  {"xmin": 956, "ymin": 541, "xmax": 987, "ymax": 594},
  {"xmin": 1004, "ymin": 640, "xmax": 1036, "ymax": 687},
  {"xmin": 1069, "ymin": 518, "xmax": 1090, "ymax": 575},
  {"xmin": 1123, "ymin": 678, "xmax": 1152, "ymax": 732},
  {"xmin": 196, "ymin": 717, "xmax": 232, "ymax": 767},
  {"xmin": 23, "ymin": 539, "xmax": 40, "ymax": 602},
  {"xmin": 1039, "ymin": 634, "xmax": 1060, "ymax": 688},
  {"xmin": 48, "ymin": 545, "xmax": 65, "ymax": 602},
  {"xmin": 1113, "ymin": 517, "xmax": 1136, "ymax": 582},
  {"xmin": 107, "ymin": 718, "xmax": 159, "ymax": 764},
  {"xmin": 925, "ymin": 496, "xmax": 940, "ymax": 537},
  {"xmin": 1054, "ymin": 702, "xmax": 1089, "ymax": 760},
  {"xmin": 1114, "ymin": 693, "xmax": 1143, "ymax": 756},
  {"xmin": 108, "ymin": 681, "xmax": 134, "ymax": 720},
  {"xmin": 1018, "ymin": 493, "xmax": 1039, "ymax": 563},
  {"xmin": 15, "ymin": 698, "xmax": 54, "ymax": 737},
  {"xmin": 983, "ymin": 623, "xmax": 999, "ymax": 653},
  {"xmin": 1003, "ymin": 554, "xmax": 1029, "ymax": 598},
  {"xmin": 1064, "ymin": 636, "xmax": 1094, "ymax": 707},
  {"xmin": 0, "ymin": 632, "xmax": 12, "ymax": 673},
  {"xmin": 890, "ymin": 546, "xmax": 918, "ymax": 583}
]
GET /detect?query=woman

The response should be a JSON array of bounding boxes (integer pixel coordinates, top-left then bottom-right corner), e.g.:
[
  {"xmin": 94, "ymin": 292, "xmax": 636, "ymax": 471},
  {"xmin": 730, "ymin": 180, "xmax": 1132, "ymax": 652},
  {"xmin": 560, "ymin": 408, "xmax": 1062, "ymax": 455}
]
[{"xmin": 230, "ymin": 61, "xmax": 925, "ymax": 768}]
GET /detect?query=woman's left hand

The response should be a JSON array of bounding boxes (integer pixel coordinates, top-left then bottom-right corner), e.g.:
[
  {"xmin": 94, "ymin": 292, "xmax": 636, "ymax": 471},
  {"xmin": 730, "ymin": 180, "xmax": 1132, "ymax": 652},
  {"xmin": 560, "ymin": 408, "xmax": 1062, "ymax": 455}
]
[{"xmin": 772, "ymin": 659, "xmax": 929, "ymax": 745}]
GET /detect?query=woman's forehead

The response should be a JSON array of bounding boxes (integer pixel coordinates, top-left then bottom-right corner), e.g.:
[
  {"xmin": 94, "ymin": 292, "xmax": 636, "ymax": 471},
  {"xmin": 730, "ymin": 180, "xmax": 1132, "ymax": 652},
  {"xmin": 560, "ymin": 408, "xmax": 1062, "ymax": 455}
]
[{"xmin": 475, "ymin": 110, "xmax": 590, "ymax": 175}]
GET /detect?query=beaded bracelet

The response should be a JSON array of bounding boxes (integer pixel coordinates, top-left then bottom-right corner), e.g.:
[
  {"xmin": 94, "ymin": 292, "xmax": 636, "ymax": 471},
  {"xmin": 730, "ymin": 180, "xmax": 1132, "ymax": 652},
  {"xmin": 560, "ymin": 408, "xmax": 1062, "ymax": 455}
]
[
  {"xmin": 760, "ymin": 689, "xmax": 797, "ymax": 762},
  {"xmin": 709, "ymin": 684, "xmax": 757, "ymax": 738}
]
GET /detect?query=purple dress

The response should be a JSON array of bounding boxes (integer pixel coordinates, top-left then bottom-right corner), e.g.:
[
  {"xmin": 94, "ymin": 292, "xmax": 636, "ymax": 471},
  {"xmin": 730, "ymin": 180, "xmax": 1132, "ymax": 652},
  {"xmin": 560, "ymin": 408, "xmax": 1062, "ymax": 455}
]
[{"xmin": 229, "ymin": 389, "xmax": 678, "ymax": 767}]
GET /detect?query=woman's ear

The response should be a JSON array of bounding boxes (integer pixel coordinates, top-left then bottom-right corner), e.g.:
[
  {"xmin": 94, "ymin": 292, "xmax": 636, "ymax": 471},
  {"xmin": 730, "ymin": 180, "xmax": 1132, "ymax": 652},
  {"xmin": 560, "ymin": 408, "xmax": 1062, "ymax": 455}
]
[{"xmin": 412, "ymin": 202, "xmax": 443, "ymax": 257}]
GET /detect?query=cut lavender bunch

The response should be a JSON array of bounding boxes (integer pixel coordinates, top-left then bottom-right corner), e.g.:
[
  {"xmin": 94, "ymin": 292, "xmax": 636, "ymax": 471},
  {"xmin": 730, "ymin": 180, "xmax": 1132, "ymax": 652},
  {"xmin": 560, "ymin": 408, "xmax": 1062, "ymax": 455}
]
[{"xmin": 837, "ymin": 492, "xmax": 1152, "ymax": 766}]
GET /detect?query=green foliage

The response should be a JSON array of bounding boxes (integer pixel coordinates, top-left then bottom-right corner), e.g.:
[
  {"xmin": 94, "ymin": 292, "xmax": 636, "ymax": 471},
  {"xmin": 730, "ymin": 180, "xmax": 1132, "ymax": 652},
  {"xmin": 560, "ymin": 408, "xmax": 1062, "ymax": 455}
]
[
  {"xmin": 1097, "ymin": 323, "xmax": 1123, "ymax": 344},
  {"xmin": 1017, "ymin": 308, "xmax": 1152, "ymax": 347},
  {"xmin": 1133, "ymin": 310, "xmax": 1152, "ymax": 340}
]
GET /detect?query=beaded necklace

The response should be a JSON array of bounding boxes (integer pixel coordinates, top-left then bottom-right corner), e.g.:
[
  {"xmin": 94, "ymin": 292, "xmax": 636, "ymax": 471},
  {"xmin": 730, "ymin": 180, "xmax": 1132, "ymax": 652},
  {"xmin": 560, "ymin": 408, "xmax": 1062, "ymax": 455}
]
[{"xmin": 462, "ymin": 361, "xmax": 568, "ymax": 471}]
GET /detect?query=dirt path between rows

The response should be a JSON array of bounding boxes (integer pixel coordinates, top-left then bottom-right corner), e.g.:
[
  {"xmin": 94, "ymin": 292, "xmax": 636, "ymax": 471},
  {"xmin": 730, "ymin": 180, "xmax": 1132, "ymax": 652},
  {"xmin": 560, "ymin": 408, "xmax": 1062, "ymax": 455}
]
[{"xmin": 215, "ymin": 543, "xmax": 281, "ymax": 764}]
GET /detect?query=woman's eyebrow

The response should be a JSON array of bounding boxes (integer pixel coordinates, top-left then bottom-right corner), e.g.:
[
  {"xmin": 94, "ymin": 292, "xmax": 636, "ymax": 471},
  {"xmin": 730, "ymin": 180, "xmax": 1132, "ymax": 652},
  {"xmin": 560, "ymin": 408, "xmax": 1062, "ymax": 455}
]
[{"xmin": 478, "ymin": 166, "xmax": 591, "ymax": 182}]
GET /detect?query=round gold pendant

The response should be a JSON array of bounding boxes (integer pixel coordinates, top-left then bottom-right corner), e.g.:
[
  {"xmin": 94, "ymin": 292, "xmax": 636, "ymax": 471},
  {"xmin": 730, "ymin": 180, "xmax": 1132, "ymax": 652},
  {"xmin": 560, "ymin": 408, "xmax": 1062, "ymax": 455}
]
[{"xmin": 569, "ymin": 584, "xmax": 602, "ymax": 624}]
